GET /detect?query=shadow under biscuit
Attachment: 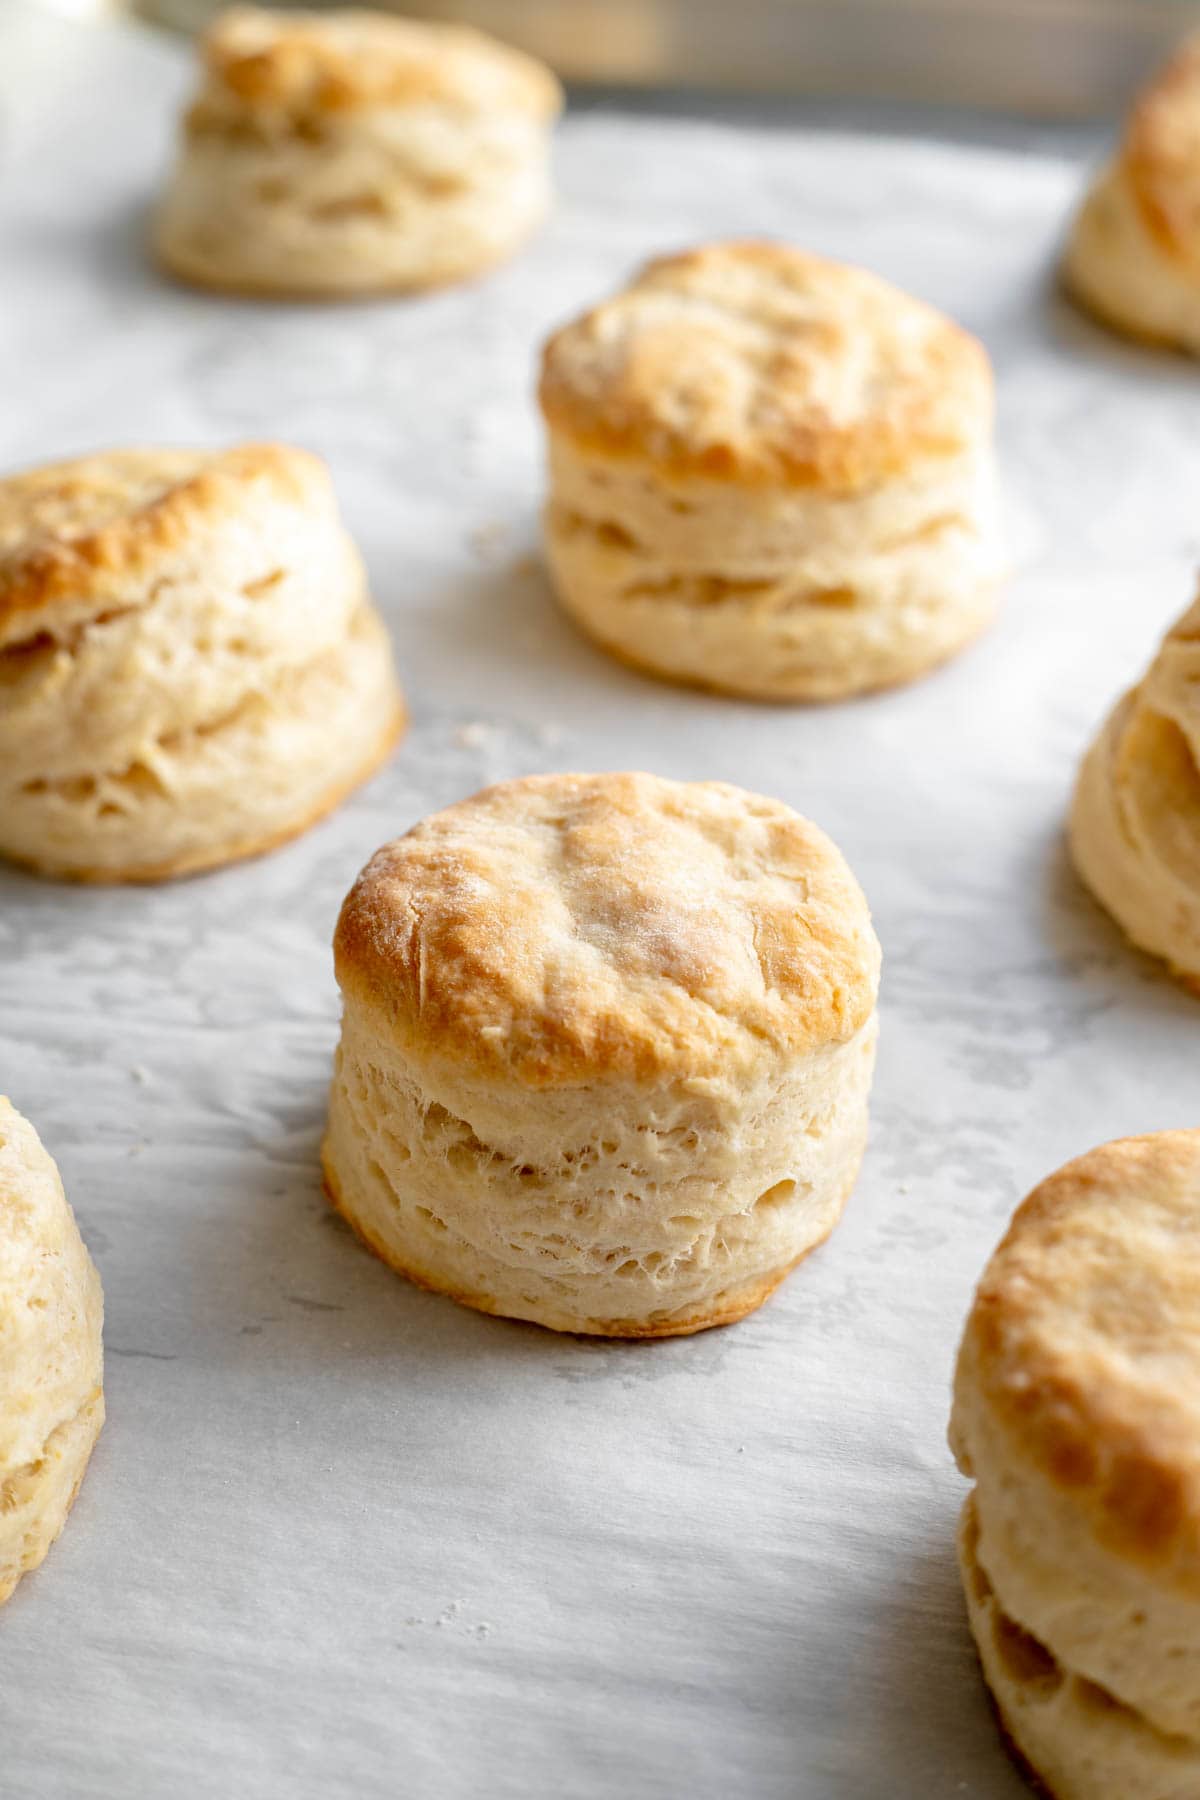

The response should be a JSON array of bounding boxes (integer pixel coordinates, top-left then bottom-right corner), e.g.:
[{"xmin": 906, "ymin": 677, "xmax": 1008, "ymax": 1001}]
[
  {"xmin": 848, "ymin": 1531, "xmax": 1033, "ymax": 1800},
  {"xmin": 176, "ymin": 1070, "xmax": 747, "ymax": 1384},
  {"xmin": 1038, "ymin": 827, "xmax": 1196, "ymax": 1018},
  {"xmin": 170, "ymin": 1076, "xmax": 489, "ymax": 1373},
  {"xmin": 1035, "ymin": 249, "xmax": 1200, "ymax": 374},
  {"xmin": 413, "ymin": 551, "xmax": 658, "ymax": 706},
  {"xmin": 734, "ymin": 1522, "xmax": 1033, "ymax": 1799},
  {"xmin": 28, "ymin": 197, "xmax": 164, "ymax": 308}
]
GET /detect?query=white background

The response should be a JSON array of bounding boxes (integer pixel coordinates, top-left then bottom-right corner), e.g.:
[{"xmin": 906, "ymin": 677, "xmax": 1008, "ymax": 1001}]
[{"xmin": 1, "ymin": 12, "xmax": 1197, "ymax": 1795}]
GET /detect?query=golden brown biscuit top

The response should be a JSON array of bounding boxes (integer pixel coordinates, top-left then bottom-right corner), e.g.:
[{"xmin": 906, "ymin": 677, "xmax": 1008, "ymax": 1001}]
[
  {"xmin": 197, "ymin": 7, "xmax": 562, "ymax": 121},
  {"xmin": 1125, "ymin": 36, "xmax": 1200, "ymax": 268},
  {"xmin": 961, "ymin": 1130, "xmax": 1200, "ymax": 1575},
  {"xmin": 538, "ymin": 242, "xmax": 993, "ymax": 492},
  {"xmin": 334, "ymin": 771, "xmax": 880, "ymax": 1088},
  {"xmin": 0, "ymin": 442, "xmax": 331, "ymax": 637}
]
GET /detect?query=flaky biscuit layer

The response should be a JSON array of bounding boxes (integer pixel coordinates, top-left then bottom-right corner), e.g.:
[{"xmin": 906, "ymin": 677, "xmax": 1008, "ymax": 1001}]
[
  {"xmin": 155, "ymin": 112, "xmax": 552, "ymax": 296},
  {"xmin": 952, "ymin": 1132, "xmax": 1200, "ymax": 1744},
  {"xmin": 326, "ymin": 772, "xmax": 880, "ymax": 1336},
  {"xmin": 960, "ymin": 1496, "xmax": 1200, "ymax": 1800},
  {"xmin": 322, "ymin": 1010, "xmax": 876, "ymax": 1337},
  {"xmin": 1069, "ymin": 591, "xmax": 1200, "ymax": 990},
  {"xmin": 0, "ymin": 444, "xmax": 405, "ymax": 881},
  {"xmin": 2, "ymin": 607, "xmax": 404, "ymax": 882},
  {"xmin": 543, "ymin": 437, "xmax": 1002, "ymax": 700}
]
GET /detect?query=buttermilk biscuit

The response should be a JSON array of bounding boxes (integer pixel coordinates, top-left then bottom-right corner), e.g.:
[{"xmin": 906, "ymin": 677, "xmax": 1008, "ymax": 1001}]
[
  {"xmin": 1068, "ymin": 589, "xmax": 1200, "ymax": 994},
  {"xmin": 538, "ymin": 242, "xmax": 1003, "ymax": 702},
  {"xmin": 0, "ymin": 443, "xmax": 405, "ymax": 882},
  {"xmin": 155, "ymin": 7, "xmax": 562, "ymax": 297},
  {"xmin": 0, "ymin": 1100, "xmax": 104, "ymax": 1606},
  {"xmin": 1065, "ymin": 38, "xmax": 1200, "ymax": 353},
  {"xmin": 951, "ymin": 1132, "xmax": 1200, "ymax": 1796},
  {"xmin": 322, "ymin": 771, "xmax": 881, "ymax": 1337}
]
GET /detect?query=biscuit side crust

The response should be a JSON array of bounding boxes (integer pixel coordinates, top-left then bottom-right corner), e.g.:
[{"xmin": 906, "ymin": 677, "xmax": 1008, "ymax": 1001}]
[
  {"xmin": 958, "ymin": 1131, "xmax": 1200, "ymax": 1583},
  {"xmin": 4, "ymin": 692, "xmax": 405, "ymax": 884},
  {"xmin": 539, "ymin": 242, "xmax": 994, "ymax": 492},
  {"xmin": 321, "ymin": 1150, "xmax": 835, "ymax": 1338}
]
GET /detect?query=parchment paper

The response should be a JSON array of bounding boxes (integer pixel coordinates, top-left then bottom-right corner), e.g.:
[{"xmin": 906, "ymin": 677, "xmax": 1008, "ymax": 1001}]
[{"xmin": 1, "ymin": 13, "xmax": 1197, "ymax": 1796}]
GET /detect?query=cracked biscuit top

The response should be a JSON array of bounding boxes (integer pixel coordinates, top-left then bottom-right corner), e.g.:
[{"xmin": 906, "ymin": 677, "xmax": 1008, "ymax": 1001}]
[
  {"xmin": 956, "ymin": 1130, "xmax": 1200, "ymax": 1584},
  {"xmin": 0, "ymin": 443, "xmax": 337, "ymax": 643},
  {"xmin": 539, "ymin": 241, "xmax": 994, "ymax": 493},
  {"xmin": 334, "ymin": 770, "xmax": 881, "ymax": 1088},
  {"xmin": 192, "ymin": 7, "xmax": 563, "ymax": 124}
]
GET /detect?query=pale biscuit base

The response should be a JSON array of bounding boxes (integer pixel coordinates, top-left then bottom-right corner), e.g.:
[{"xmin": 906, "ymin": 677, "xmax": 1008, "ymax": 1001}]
[
  {"xmin": 960, "ymin": 1497, "xmax": 1200, "ymax": 1800},
  {"xmin": 321, "ymin": 1152, "xmax": 846, "ymax": 1338},
  {"xmin": 556, "ymin": 602, "xmax": 997, "ymax": 704},
  {"xmin": 155, "ymin": 129, "xmax": 552, "ymax": 299},
  {"xmin": 320, "ymin": 1012, "xmax": 877, "ymax": 1337},
  {"xmin": 962, "ymin": 1378, "xmax": 1200, "ymax": 1744},
  {"xmin": 4, "ymin": 700, "xmax": 404, "ymax": 885},
  {"xmin": 155, "ymin": 213, "xmax": 540, "ymax": 303},
  {"xmin": 1, "ymin": 604, "xmax": 405, "ymax": 883},
  {"xmin": 544, "ymin": 498, "xmax": 1000, "ymax": 701}
]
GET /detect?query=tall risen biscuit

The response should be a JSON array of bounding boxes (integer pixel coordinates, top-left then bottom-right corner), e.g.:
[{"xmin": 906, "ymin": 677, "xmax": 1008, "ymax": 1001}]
[
  {"xmin": 0, "ymin": 443, "xmax": 405, "ymax": 882},
  {"xmin": 1065, "ymin": 37, "xmax": 1200, "ymax": 353},
  {"xmin": 1069, "ymin": 589, "xmax": 1200, "ymax": 993},
  {"xmin": 155, "ymin": 7, "xmax": 562, "ymax": 297},
  {"xmin": 323, "ymin": 771, "xmax": 880, "ymax": 1337},
  {"xmin": 538, "ymin": 242, "xmax": 1003, "ymax": 701},
  {"xmin": 0, "ymin": 1099, "xmax": 104, "ymax": 1606},
  {"xmin": 951, "ymin": 1132, "xmax": 1200, "ymax": 1796}
]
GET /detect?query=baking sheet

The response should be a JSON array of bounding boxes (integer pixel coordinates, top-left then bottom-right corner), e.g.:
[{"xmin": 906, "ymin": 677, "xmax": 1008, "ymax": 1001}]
[
  {"xmin": 2, "ymin": 12, "xmax": 1198, "ymax": 1797},
  {"xmin": 136, "ymin": 0, "xmax": 1192, "ymax": 117}
]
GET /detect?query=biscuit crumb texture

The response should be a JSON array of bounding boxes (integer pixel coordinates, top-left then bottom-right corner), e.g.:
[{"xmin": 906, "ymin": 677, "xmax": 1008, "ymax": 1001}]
[
  {"xmin": 0, "ymin": 444, "xmax": 405, "ymax": 881},
  {"xmin": 960, "ymin": 1496, "xmax": 1200, "ymax": 1800},
  {"xmin": 324, "ymin": 772, "xmax": 880, "ymax": 1335},
  {"xmin": 952, "ymin": 1131, "xmax": 1200, "ymax": 1792},
  {"xmin": 0, "ymin": 1099, "xmax": 104, "ymax": 1606}
]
